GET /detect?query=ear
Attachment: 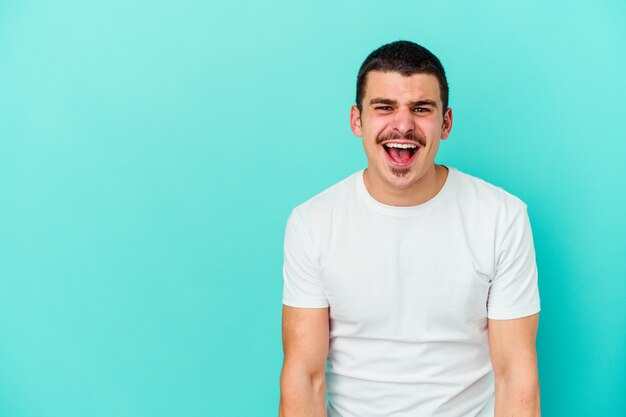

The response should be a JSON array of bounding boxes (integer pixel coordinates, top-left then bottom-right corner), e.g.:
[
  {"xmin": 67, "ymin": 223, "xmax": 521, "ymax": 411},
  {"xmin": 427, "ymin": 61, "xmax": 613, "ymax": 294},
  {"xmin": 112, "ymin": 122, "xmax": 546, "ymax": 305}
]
[
  {"xmin": 441, "ymin": 107, "xmax": 453, "ymax": 140},
  {"xmin": 350, "ymin": 105, "xmax": 362, "ymax": 137}
]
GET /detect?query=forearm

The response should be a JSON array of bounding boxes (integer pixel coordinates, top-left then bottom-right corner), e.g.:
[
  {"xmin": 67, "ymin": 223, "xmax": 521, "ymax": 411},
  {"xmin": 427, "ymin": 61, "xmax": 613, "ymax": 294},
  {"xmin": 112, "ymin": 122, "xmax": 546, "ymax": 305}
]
[
  {"xmin": 279, "ymin": 368, "xmax": 327, "ymax": 417},
  {"xmin": 494, "ymin": 376, "xmax": 541, "ymax": 417}
]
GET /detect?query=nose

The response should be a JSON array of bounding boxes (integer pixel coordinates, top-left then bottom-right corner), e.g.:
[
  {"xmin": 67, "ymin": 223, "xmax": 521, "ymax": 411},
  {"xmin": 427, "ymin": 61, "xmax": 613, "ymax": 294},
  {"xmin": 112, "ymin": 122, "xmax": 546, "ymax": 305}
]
[{"xmin": 391, "ymin": 107, "xmax": 415, "ymax": 136}]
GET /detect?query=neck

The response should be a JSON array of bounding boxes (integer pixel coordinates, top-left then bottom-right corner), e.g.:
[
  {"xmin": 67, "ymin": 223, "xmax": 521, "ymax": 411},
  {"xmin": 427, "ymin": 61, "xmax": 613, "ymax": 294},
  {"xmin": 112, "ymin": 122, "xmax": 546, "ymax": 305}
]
[{"xmin": 363, "ymin": 164, "xmax": 449, "ymax": 207}]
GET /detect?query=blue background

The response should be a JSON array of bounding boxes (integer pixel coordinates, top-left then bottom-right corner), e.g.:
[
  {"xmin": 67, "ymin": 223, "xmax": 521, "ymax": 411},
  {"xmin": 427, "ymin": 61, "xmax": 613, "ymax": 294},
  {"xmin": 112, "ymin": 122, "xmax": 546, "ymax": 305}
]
[{"xmin": 1, "ymin": 1, "xmax": 625, "ymax": 416}]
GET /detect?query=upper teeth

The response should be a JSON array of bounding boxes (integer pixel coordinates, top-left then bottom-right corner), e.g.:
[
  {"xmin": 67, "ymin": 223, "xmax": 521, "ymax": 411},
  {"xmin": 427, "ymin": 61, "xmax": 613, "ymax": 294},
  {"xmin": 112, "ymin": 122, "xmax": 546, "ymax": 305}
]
[{"xmin": 385, "ymin": 143, "xmax": 417, "ymax": 149}]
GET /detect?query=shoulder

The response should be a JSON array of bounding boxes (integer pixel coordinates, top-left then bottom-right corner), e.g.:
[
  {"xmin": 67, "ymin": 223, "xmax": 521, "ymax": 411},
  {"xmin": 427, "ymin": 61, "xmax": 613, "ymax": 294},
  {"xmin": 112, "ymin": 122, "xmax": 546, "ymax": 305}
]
[
  {"xmin": 449, "ymin": 168, "xmax": 535, "ymax": 268},
  {"xmin": 451, "ymin": 167, "xmax": 528, "ymax": 216},
  {"xmin": 290, "ymin": 170, "xmax": 360, "ymax": 223},
  {"xmin": 285, "ymin": 171, "xmax": 360, "ymax": 254}
]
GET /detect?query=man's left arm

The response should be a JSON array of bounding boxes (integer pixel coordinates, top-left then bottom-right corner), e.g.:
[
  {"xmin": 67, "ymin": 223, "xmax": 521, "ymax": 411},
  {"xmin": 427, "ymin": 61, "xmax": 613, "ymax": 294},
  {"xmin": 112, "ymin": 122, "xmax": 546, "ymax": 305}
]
[{"xmin": 488, "ymin": 313, "xmax": 541, "ymax": 417}]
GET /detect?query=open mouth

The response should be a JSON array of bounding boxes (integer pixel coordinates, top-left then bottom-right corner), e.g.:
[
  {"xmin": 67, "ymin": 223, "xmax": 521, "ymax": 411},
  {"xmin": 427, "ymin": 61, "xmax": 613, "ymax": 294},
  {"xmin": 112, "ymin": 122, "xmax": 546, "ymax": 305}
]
[{"xmin": 382, "ymin": 142, "xmax": 419, "ymax": 165}]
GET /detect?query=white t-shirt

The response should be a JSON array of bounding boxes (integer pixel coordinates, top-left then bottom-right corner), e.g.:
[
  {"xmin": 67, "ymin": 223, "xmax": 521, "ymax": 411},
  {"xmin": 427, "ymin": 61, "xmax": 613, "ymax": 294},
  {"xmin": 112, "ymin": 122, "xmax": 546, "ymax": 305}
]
[{"xmin": 282, "ymin": 166, "xmax": 541, "ymax": 417}]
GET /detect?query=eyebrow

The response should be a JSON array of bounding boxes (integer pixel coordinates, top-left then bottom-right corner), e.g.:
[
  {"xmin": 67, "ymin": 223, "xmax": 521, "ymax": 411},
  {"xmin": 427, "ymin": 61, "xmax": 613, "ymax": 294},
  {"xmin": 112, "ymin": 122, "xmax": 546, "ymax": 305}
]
[{"xmin": 369, "ymin": 97, "xmax": 438, "ymax": 108}]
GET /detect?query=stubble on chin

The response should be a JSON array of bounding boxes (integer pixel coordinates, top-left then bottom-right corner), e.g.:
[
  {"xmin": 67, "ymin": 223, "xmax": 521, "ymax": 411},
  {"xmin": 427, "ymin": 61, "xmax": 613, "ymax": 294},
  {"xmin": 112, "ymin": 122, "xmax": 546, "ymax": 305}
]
[{"xmin": 390, "ymin": 167, "xmax": 410, "ymax": 177}]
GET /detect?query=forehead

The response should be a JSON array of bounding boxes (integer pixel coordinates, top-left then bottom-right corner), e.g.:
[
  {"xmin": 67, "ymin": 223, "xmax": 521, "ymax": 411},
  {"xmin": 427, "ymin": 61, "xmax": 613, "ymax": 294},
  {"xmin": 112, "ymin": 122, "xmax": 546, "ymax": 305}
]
[{"xmin": 364, "ymin": 71, "xmax": 441, "ymax": 105}]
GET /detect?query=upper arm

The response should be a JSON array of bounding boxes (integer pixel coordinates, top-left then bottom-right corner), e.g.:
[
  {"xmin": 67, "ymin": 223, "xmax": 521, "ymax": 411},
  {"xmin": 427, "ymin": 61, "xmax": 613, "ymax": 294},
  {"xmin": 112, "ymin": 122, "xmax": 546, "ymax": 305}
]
[
  {"xmin": 282, "ymin": 210, "xmax": 329, "ymax": 308},
  {"xmin": 488, "ymin": 205, "xmax": 541, "ymax": 320},
  {"xmin": 281, "ymin": 305, "xmax": 329, "ymax": 377},
  {"xmin": 488, "ymin": 313, "xmax": 539, "ymax": 382}
]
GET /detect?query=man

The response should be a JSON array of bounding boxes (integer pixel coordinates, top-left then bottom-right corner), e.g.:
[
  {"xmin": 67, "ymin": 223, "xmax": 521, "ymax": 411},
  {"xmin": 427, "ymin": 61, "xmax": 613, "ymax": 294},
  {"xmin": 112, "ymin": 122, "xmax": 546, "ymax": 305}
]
[{"xmin": 279, "ymin": 40, "xmax": 541, "ymax": 417}]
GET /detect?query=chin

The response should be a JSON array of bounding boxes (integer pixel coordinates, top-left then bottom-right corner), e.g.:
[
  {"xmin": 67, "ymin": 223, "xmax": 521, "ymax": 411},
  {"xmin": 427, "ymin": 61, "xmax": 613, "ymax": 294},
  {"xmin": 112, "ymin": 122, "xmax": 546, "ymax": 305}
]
[
  {"xmin": 375, "ymin": 163, "xmax": 415, "ymax": 186},
  {"xmin": 385, "ymin": 171, "xmax": 419, "ymax": 189}
]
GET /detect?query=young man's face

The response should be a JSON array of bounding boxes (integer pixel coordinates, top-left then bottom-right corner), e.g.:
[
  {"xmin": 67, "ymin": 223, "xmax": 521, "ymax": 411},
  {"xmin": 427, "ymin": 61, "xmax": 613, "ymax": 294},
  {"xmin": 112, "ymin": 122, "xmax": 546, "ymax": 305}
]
[{"xmin": 350, "ymin": 71, "xmax": 453, "ymax": 193}]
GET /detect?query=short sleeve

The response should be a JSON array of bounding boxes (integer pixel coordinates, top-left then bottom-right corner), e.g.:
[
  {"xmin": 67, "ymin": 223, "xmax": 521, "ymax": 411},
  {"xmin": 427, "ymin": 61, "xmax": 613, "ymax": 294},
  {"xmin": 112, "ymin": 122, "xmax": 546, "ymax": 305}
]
[
  {"xmin": 282, "ymin": 209, "xmax": 329, "ymax": 308},
  {"xmin": 487, "ymin": 206, "xmax": 541, "ymax": 319}
]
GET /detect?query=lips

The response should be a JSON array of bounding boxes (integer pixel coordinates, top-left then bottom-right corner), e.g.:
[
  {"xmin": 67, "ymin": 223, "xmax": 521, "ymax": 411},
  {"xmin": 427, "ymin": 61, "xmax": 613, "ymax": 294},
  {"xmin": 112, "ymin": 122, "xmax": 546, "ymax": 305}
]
[{"xmin": 382, "ymin": 142, "xmax": 420, "ymax": 167}]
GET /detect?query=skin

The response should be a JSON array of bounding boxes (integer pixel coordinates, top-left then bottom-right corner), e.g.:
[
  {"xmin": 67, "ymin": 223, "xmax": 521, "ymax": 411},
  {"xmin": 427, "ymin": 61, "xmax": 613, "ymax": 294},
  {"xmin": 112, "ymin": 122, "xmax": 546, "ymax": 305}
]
[
  {"xmin": 489, "ymin": 314, "xmax": 541, "ymax": 416},
  {"xmin": 349, "ymin": 71, "xmax": 453, "ymax": 207},
  {"xmin": 279, "ymin": 306, "xmax": 329, "ymax": 417},
  {"xmin": 280, "ymin": 70, "xmax": 541, "ymax": 417}
]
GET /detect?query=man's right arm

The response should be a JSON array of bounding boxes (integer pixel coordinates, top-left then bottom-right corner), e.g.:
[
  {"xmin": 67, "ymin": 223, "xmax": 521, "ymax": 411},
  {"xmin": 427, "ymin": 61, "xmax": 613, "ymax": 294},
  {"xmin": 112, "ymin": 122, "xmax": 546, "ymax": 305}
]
[{"xmin": 279, "ymin": 305, "xmax": 329, "ymax": 417}]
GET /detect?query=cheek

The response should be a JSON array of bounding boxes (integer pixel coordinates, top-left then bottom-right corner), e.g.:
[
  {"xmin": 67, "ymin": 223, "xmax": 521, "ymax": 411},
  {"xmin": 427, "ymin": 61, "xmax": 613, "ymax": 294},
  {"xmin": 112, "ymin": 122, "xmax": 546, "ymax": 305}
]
[
  {"xmin": 364, "ymin": 124, "xmax": 390, "ymax": 145},
  {"xmin": 422, "ymin": 117, "xmax": 443, "ymax": 134}
]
